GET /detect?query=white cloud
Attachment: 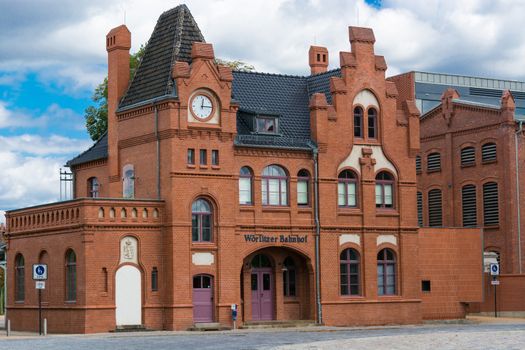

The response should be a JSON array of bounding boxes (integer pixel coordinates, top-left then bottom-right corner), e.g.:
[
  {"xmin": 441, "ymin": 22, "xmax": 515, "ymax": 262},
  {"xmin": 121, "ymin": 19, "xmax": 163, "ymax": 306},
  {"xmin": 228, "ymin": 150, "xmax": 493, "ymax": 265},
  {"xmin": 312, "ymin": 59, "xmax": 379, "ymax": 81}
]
[
  {"xmin": 0, "ymin": 134, "xmax": 91, "ymax": 156},
  {"xmin": 0, "ymin": 100, "xmax": 85, "ymax": 131},
  {"xmin": 0, "ymin": 150, "xmax": 67, "ymax": 214},
  {"xmin": 2, "ymin": 0, "xmax": 525, "ymax": 89}
]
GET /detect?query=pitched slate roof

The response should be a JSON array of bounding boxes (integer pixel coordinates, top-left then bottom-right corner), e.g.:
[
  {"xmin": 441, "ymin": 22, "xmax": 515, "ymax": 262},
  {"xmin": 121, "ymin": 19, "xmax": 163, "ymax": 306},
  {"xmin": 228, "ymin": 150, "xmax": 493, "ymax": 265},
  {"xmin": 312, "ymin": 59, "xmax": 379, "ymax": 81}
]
[
  {"xmin": 68, "ymin": 5, "xmax": 342, "ymax": 167},
  {"xmin": 66, "ymin": 132, "xmax": 108, "ymax": 167},
  {"xmin": 119, "ymin": 4, "xmax": 205, "ymax": 109}
]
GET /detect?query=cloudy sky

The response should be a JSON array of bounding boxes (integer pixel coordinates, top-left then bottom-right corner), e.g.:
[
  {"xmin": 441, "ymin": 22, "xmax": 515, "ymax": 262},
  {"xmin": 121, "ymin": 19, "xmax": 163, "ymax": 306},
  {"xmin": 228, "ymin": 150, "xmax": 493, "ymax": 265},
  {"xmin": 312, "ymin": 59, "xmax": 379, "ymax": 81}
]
[{"xmin": 1, "ymin": 0, "xmax": 525, "ymax": 222}]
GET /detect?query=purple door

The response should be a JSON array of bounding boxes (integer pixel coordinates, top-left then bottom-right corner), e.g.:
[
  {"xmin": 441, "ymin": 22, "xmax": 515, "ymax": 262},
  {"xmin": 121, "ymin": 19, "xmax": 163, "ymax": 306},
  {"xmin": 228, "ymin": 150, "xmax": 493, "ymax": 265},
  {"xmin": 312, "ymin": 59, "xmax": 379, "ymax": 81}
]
[
  {"xmin": 193, "ymin": 275, "xmax": 213, "ymax": 323},
  {"xmin": 251, "ymin": 268, "xmax": 274, "ymax": 320}
]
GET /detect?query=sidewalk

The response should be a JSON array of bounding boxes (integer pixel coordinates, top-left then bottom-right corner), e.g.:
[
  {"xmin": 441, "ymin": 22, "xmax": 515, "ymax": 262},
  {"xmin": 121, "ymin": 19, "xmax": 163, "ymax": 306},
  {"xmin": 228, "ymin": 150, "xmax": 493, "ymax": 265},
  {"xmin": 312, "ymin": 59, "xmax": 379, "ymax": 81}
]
[{"xmin": 0, "ymin": 316, "xmax": 525, "ymax": 340}]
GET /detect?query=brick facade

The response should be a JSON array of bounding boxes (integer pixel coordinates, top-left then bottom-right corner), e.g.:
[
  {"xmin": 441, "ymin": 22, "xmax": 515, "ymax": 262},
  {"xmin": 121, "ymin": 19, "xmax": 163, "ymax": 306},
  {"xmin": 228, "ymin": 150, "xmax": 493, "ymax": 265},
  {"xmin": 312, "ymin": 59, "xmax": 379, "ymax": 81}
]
[
  {"xmin": 5, "ymin": 6, "xmax": 483, "ymax": 333},
  {"xmin": 391, "ymin": 73, "xmax": 525, "ymax": 313}
]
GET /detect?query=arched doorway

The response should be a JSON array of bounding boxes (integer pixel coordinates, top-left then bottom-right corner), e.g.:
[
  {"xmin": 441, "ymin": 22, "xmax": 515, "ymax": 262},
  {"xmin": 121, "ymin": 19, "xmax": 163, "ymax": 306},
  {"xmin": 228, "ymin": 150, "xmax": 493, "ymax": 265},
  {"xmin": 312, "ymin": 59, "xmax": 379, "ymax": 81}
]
[
  {"xmin": 193, "ymin": 274, "xmax": 214, "ymax": 323},
  {"xmin": 115, "ymin": 265, "xmax": 142, "ymax": 326},
  {"xmin": 242, "ymin": 248, "xmax": 314, "ymax": 323},
  {"xmin": 251, "ymin": 254, "xmax": 274, "ymax": 321}
]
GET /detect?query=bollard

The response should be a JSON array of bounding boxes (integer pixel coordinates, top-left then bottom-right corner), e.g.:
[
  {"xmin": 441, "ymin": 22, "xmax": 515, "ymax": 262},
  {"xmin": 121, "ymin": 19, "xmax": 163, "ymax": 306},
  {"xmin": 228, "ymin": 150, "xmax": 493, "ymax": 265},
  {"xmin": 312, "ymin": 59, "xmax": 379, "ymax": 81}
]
[
  {"xmin": 43, "ymin": 318, "xmax": 47, "ymax": 336},
  {"xmin": 6, "ymin": 319, "xmax": 10, "ymax": 337}
]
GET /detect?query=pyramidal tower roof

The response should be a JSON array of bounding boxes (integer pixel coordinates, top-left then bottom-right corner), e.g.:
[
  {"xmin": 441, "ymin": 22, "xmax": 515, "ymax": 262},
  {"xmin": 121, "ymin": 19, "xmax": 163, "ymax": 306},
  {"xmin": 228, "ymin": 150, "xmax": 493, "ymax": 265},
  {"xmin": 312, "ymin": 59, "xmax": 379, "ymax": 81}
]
[{"xmin": 119, "ymin": 4, "xmax": 205, "ymax": 108}]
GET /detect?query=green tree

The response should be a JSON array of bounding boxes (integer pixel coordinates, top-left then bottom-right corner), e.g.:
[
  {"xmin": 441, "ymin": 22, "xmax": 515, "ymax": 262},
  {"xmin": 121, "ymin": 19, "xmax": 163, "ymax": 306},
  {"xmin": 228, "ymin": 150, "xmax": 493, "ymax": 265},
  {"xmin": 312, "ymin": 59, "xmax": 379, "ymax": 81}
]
[
  {"xmin": 215, "ymin": 58, "xmax": 255, "ymax": 72},
  {"xmin": 84, "ymin": 47, "xmax": 254, "ymax": 140},
  {"xmin": 85, "ymin": 45, "xmax": 146, "ymax": 141}
]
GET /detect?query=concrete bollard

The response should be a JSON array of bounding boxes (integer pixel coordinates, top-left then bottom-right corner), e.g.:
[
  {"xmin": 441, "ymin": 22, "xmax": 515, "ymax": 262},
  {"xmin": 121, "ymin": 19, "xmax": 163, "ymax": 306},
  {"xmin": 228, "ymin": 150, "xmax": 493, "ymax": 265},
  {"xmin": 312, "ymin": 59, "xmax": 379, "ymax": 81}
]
[
  {"xmin": 6, "ymin": 319, "xmax": 10, "ymax": 336},
  {"xmin": 43, "ymin": 318, "xmax": 47, "ymax": 336}
]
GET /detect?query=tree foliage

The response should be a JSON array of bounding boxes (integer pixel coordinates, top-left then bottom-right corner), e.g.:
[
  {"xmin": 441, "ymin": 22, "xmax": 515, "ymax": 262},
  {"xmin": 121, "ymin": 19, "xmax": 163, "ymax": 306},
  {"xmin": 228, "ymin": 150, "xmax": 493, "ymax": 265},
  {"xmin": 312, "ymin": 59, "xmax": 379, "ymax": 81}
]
[
  {"xmin": 215, "ymin": 58, "xmax": 255, "ymax": 72},
  {"xmin": 84, "ymin": 45, "xmax": 254, "ymax": 140}
]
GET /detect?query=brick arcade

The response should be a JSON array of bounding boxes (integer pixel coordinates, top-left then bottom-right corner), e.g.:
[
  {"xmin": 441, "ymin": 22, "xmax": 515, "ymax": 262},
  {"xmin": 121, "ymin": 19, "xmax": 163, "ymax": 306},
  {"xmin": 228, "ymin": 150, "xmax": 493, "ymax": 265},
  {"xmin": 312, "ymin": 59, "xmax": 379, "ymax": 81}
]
[{"xmin": 4, "ymin": 5, "xmax": 482, "ymax": 333}]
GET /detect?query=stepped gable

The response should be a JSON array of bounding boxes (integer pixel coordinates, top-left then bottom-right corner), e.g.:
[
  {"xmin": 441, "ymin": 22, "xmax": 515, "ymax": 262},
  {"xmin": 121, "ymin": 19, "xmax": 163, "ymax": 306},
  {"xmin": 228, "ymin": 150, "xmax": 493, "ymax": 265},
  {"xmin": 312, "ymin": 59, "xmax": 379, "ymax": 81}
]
[{"xmin": 119, "ymin": 4, "xmax": 205, "ymax": 109}]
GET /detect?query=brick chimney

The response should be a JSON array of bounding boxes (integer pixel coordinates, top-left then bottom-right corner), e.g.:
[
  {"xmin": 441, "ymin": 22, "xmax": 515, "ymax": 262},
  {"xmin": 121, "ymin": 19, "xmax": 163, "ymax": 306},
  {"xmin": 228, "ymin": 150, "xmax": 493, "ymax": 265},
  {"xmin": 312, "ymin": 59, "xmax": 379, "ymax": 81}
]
[
  {"xmin": 309, "ymin": 46, "xmax": 328, "ymax": 75},
  {"xmin": 106, "ymin": 25, "xmax": 131, "ymax": 191}
]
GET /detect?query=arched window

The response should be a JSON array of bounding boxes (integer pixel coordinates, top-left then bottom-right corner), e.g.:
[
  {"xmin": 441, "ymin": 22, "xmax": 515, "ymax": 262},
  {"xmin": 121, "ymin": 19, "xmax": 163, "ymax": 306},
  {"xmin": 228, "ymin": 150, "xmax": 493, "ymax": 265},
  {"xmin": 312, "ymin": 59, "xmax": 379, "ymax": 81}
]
[
  {"xmin": 417, "ymin": 191, "xmax": 423, "ymax": 227},
  {"xmin": 192, "ymin": 199, "xmax": 212, "ymax": 242},
  {"xmin": 251, "ymin": 254, "xmax": 272, "ymax": 268},
  {"xmin": 367, "ymin": 107, "xmax": 377, "ymax": 139},
  {"xmin": 87, "ymin": 177, "xmax": 99, "ymax": 198},
  {"xmin": 297, "ymin": 169, "xmax": 310, "ymax": 206},
  {"xmin": 239, "ymin": 167, "xmax": 253, "ymax": 205},
  {"xmin": 338, "ymin": 170, "xmax": 357, "ymax": 207},
  {"xmin": 460, "ymin": 147, "xmax": 476, "ymax": 166},
  {"xmin": 427, "ymin": 153, "xmax": 441, "ymax": 172},
  {"xmin": 462, "ymin": 185, "xmax": 477, "ymax": 227},
  {"xmin": 122, "ymin": 164, "xmax": 135, "ymax": 199},
  {"xmin": 340, "ymin": 248, "xmax": 360, "ymax": 296},
  {"xmin": 15, "ymin": 254, "xmax": 25, "ymax": 302},
  {"xmin": 261, "ymin": 165, "xmax": 288, "ymax": 206},
  {"xmin": 65, "ymin": 249, "xmax": 77, "ymax": 301},
  {"xmin": 377, "ymin": 248, "xmax": 396, "ymax": 295},
  {"xmin": 482, "ymin": 143, "xmax": 497, "ymax": 162},
  {"xmin": 375, "ymin": 172, "xmax": 394, "ymax": 209},
  {"xmin": 483, "ymin": 182, "xmax": 499, "ymax": 225},
  {"xmin": 283, "ymin": 257, "xmax": 296, "ymax": 297},
  {"xmin": 428, "ymin": 189, "xmax": 443, "ymax": 227},
  {"xmin": 415, "ymin": 155, "xmax": 421, "ymax": 173},
  {"xmin": 353, "ymin": 107, "xmax": 363, "ymax": 138}
]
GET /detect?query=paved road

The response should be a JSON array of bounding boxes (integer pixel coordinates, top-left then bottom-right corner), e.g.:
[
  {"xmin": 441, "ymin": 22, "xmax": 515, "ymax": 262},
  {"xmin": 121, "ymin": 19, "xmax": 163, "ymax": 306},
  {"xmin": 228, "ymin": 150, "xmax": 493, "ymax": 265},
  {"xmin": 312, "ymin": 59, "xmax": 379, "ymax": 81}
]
[{"xmin": 2, "ymin": 322, "xmax": 525, "ymax": 350}]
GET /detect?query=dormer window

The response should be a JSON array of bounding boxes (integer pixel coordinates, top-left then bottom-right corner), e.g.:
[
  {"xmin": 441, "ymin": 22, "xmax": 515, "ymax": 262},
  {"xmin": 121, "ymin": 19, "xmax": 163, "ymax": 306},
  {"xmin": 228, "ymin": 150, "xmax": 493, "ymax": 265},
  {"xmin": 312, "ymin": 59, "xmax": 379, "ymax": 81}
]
[{"xmin": 256, "ymin": 116, "xmax": 278, "ymax": 134}]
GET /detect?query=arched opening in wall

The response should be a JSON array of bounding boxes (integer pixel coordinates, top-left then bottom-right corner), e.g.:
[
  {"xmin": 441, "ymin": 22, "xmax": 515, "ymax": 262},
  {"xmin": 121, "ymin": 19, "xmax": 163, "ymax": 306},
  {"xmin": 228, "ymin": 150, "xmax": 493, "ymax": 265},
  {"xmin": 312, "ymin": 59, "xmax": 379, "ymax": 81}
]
[
  {"xmin": 192, "ymin": 274, "xmax": 214, "ymax": 323},
  {"xmin": 241, "ymin": 247, "xmax": 313, "ymax": 323},
  {"xmin": 115, "ymin": 265, "xmax": 142, "ymax": 326}
]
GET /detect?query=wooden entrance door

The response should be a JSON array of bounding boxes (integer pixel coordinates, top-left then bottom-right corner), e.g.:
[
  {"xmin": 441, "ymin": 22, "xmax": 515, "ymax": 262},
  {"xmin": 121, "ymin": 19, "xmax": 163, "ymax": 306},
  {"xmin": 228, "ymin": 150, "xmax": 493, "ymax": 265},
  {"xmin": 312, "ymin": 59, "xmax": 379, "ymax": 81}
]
[
  {"xmin": 251, "ymin": 268, "xmax": 274, "ymax": 321},
  {"xmin": 193, "ymin": 275, "xmax": 214, "ymax": 323}
]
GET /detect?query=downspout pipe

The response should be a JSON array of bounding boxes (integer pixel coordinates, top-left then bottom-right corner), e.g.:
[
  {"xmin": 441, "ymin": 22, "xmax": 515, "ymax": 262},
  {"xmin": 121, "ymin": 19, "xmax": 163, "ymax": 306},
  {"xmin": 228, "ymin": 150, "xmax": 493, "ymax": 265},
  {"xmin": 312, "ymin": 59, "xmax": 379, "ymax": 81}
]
[
  {"xmin": 310, "ymin": 142, "xmax": 322, "ymax": 324},
  {"xmin": 515, "ymin": 120, "xmax": 523, "ymax": 273},
  {"xmin": 154, "ymin": 100, "xmax": 161, "ymax": 200}
]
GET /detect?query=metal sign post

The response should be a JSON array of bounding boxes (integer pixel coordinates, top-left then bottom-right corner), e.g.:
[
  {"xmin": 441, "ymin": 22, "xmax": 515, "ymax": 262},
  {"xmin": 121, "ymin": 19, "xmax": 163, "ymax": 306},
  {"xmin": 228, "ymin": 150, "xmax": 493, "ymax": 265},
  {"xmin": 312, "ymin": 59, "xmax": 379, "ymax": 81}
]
[
  {"xmin": 33, "ymin": 264, "xmax": 47, "ymax": 335},
  {"xmin": 490, "ymin": 263, "xmax": 500, "ymax": 318}
]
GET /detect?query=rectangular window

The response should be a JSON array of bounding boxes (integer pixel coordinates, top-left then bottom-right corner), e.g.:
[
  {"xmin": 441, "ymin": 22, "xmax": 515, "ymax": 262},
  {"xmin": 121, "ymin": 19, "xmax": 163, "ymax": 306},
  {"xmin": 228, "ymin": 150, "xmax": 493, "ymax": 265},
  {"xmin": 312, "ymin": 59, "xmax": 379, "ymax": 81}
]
[
  {"xmin": 200, "ymin": 149, "xmax": 207, "ymax": 166},
  {"xmin": 211, "ymin": 150, "xmax": 219, "ymax": 166},
  {"xmin": 297, "ymin": 179, "xmax": 308, "ymax": 205},
  {"xmin": 151, "ymin": 267, "xmax": 158, "ymax": 292},
  {"xmin": 187, "ymin": 149, "xmax": 195, "ymax": 165},
  {"xmin": 239, "ymin": 177, "xmax": 252, "ymax": 205},
  {"xmin": 422, "ymin": 280, "xmax": 431, "ymax": 292},
  {"xmin": 256, "ymin": 117, "xmax": 278, "ymax": 134},
  {"xmin": 462, "ymin": 185, "xmax": 477, "ymax": 227}
]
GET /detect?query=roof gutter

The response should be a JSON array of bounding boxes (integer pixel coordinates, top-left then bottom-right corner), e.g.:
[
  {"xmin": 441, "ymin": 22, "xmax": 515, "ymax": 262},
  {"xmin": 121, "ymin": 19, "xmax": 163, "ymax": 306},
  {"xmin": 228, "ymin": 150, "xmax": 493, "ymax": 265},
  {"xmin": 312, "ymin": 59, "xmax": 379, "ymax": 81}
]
[{"xmin": 116, "ymin": 95, "xmax": 178, "ymax": 113}]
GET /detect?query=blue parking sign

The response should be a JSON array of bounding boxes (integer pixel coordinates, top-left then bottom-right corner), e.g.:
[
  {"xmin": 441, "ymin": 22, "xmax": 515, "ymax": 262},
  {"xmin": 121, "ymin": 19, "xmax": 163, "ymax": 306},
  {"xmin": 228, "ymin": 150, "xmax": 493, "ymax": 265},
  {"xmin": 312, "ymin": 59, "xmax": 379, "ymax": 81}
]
[
  {"xmin": 33, "ymin": 264, "xmax": 48, "ymax": 280},
  {"xmin": 490, "ymin": 263, "xmax": 499, "ymax": 276}
]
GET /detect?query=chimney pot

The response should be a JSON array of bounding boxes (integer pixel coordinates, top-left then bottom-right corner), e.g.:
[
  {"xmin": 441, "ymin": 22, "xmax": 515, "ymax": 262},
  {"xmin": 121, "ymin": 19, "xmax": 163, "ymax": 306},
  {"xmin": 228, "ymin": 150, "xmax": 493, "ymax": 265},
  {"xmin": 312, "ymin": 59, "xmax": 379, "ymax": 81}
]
[{"xmin": 309, "ymin": 46, "xmax": 329, "ymax": 75}]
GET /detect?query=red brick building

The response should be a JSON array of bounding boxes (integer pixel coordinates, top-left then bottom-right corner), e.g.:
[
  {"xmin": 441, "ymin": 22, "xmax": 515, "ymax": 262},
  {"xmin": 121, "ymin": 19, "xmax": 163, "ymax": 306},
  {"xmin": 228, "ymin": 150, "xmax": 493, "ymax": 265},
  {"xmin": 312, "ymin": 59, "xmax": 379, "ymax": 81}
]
[
  {"xmin": 390, "ymin": 72, "xmax": 525, "ymax": 314},
  {"xmin": 5, "ymin": 5, "xmax": 482, "ymax": 333}
]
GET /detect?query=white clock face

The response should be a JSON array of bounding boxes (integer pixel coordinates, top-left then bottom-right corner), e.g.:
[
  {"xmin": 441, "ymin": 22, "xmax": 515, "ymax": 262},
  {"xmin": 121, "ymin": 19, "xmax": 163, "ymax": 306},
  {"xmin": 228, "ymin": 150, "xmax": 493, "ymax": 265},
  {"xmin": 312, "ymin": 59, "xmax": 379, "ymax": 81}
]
[{"xmin": 191, "ymin": 94, "xmax": 213, "ymax": 120}]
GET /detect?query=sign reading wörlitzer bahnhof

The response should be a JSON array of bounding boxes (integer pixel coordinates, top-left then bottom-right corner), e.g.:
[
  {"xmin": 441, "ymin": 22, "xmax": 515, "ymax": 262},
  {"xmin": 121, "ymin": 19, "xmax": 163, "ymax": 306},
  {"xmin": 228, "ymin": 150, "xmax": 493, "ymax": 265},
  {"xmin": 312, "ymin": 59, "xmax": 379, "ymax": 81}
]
[{"xmin": 243, "ymin": 234, "xmax": 308, "ymax": 244}]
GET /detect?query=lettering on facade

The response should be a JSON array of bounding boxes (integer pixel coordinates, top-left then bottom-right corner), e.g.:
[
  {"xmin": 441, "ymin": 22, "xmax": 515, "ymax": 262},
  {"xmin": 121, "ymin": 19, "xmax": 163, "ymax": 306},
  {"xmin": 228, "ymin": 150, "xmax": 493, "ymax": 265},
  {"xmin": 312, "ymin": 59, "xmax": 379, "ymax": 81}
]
[{"xmin": 243, "ymin": 234, "xmax": 308, "ymax": 243}]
